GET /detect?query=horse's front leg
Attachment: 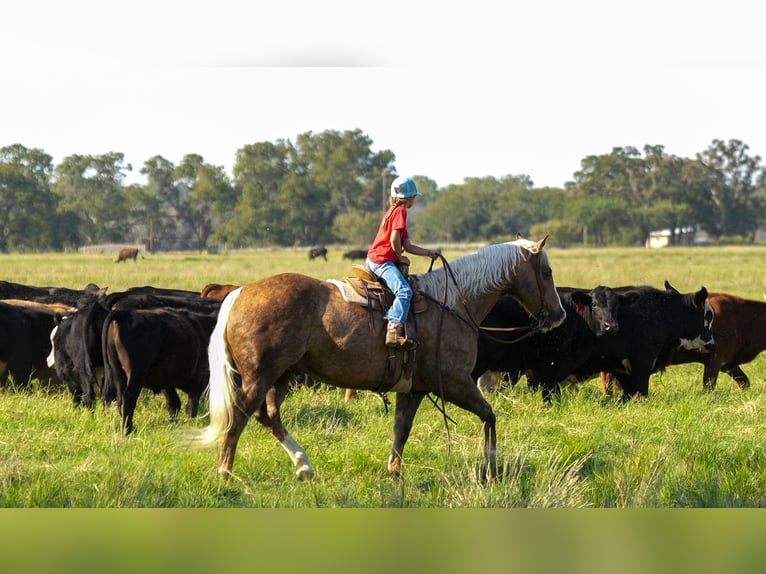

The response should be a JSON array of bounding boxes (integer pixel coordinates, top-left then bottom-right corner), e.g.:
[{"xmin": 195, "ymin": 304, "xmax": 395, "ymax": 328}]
[
  {"xmin": 388, "ymin": 391, "xmax": 427, "ymax": 476},
  {"xmin": 442, "ymin": 377, "xmax": 497, "ymax": 476}
]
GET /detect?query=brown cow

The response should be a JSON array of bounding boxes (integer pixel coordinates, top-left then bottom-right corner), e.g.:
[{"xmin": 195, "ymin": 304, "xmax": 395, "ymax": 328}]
[
  {"xmin": 200, "ymin": 283, "xmax": 240, "ymax": 300},
  {"xmin": 115, "ymin": 247, "xmax": 143, "ymax": 263},
  {"xmin": 670, "ymin": 292, "xmax": 766, "ymax": 390}
]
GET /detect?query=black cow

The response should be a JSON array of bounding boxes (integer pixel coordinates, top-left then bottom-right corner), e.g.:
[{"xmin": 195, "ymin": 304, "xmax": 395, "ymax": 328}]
[
  {"xmin": 123, "ymin": 285, "xmax": 200, "ymax": 298},
  {"xmin": 342, "ymin": 249, "xmax": 368, "ymax": 261},
  {"xmin": 573, "ymin": 283, "xmax": 713, "ymax": 399},
  {"xmin": 308, "ymin": 246, "xmax": 328, "ymax": 261},
  {"xmin": 50, "ymin": 288, "xmax": 219, "ymax": 408},
  {"xmin": 472, "ymin": 286, "xmax": 621, "ymax": 402},
  {"xmin": 0, "ymin": 280, "xmax": 106, "ymax": 307},
  {"xmin": 0, "ymin": 302, "xmax": 61, "ymax": 388},
  {"xmin": 101, "ymin": 306, "xmax": 218, "ymax": 434}
]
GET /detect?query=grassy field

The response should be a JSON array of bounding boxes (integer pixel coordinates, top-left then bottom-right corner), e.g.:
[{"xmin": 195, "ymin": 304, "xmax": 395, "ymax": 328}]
[{"xmin": 2, "ymin": 243, "xmax": 766, "ymax": 508}]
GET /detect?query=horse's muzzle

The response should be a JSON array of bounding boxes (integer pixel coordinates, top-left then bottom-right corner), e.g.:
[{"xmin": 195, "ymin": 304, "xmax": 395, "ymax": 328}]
[{"xmin": 536, "ymin": 309, "xmax": 566, "ymax": 332}]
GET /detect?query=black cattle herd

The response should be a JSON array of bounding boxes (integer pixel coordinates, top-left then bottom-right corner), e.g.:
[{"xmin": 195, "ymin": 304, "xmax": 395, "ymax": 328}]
[{"xmin": 1, "ymin": 250, "xmax": 766, "ymax": 436}]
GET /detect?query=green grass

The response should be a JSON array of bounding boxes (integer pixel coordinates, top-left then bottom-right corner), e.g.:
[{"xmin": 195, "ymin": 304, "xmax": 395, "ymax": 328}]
[{"xmin": 2, "ymin": 243, "xmax": 766, "ymax": 507}]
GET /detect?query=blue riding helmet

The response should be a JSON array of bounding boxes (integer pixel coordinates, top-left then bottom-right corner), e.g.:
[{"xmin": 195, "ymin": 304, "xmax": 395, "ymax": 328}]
[{"xmin": 390, "ymin": 176, "xmax": 420, "ymax": 198}]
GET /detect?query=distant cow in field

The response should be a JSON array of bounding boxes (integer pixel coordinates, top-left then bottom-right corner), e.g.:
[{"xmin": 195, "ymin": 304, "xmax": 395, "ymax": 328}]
[
  {"xmin": 308, "ymin": 246, "xmax": 327, "ymax": 261},
  {"xmin": 342, "ymin": 249, "xmax": 368, "ymax": 261},
  {"xmin": 200, "ymin": 283, "xmax": 240, "ymax": 300},
  {"xmin": 101, "ymin": 306, "xmax": 218, "ymax": 434},
  {"xmin": 115, "ymin": 247, "xmax": 143, "ymax": 263}
]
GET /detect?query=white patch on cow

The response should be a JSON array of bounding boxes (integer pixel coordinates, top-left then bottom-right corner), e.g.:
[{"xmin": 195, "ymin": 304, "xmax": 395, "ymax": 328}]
[
  {"xmin": 679, "ymin": 335, "xmax": 713, "ymax": 352},
  {"xmin": 46, "ymin": 325, "xmax": 58, "ymax": 368},
  {"xmin": 703, "ymin": 299, "xmax": 714, "ymax": 331},
  {"xmin": 681, "ymin": 298, "xmax": 716, "ymax": 352},
  {"xmin": 477, "ymin": 371, "xmax": 501, "ymax": 394}
]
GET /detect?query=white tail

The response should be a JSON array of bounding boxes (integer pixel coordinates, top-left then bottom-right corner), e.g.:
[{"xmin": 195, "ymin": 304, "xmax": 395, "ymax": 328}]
[{"xmin": 188, "ymin": 287, "xmax": 243, "ymax": 449}]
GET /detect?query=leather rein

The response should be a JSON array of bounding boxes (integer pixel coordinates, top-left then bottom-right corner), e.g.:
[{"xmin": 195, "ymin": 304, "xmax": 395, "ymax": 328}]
[{"xmin": 421, "ymin": 250, "xmax": 552, "ymax": 345}]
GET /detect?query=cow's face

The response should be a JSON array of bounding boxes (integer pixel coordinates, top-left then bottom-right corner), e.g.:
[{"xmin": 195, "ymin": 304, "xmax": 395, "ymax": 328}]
[
  {"xmin": 576, "ymin": 286, "xmax": 622, "ymax": 336},
  {"xmin": 679, "ymin": 287, "xmax": 715, "ymax": 352}
]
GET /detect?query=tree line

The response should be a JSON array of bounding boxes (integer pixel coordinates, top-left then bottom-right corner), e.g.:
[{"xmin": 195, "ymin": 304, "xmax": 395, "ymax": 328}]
[{"xmin": 0, "ymin": 131, "xmax": 764, "ymax": 253}]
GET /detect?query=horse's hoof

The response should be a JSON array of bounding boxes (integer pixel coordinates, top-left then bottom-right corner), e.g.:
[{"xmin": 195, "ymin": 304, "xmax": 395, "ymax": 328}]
[
  {"xmin": 295, "ymin": 464, "xmax": 313, "ymax": 480},
  {"xmin": 387, "ymin": 456, "xmax": 401, "ymax": 477}
]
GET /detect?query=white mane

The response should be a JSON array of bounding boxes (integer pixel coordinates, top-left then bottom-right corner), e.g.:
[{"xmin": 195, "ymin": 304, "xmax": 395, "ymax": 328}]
[{"xmin": 416, "ymin": 239, "xmax": 538, "ymax": 309}]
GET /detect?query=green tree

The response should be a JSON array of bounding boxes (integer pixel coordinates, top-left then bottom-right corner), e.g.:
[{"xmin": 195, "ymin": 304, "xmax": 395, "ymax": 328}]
[
  {"xmin": 53, "ymin": 152, "xmax": 133, "ymax": 246},
  {"xmin": 228, "ymin": 130, "xmax": 395, "ymax": 247},
  {"xmin": 175, "ymin": 154, "xmax": 236, "ymax": 249},
  {"xmin": 415, "ymin": 175, "xmax": 544, "ymax": 243},
  {"xmin": 0, "ymin": 144, "xmax": 59, "ymax": 252},
  {"xmin": 226, "ymin": 140, "xmax": 292, "ymax": 247},
  {"xmin": 697, "ymin": 139, "xmax": 765, "ymax": 237},
  {"xmin": 138, "ymin": 154, "xmax": 233, "ymax": 250},
  {"xmin": 332, "ymin": 209, "xmax": 380, "ymax": 246},
  {"xmin": 286, "ymin": 129, "xmax": 394, "ymax": 245}
]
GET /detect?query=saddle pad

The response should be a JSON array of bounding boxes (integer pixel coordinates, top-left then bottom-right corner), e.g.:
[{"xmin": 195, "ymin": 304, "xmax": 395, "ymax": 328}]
[{"xmin": 327, "ymin": 279, "xmax": 369, "ymax": 306}]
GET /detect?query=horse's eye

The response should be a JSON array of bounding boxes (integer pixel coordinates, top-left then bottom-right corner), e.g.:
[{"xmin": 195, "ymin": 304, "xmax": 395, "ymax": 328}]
[{"xmin": 542, "ymin": 269, "xmax": 553, "ymax": 280}]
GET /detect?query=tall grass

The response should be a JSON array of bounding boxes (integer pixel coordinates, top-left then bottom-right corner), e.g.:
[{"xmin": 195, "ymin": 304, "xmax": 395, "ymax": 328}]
[{"xmin": 1, "ymin": 244, "xmax": 766, "ymax": 507}]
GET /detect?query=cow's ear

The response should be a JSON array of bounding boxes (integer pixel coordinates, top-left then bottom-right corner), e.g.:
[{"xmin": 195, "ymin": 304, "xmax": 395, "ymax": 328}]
[
  {"xmin": 664, "ymin": 280, "xmax": 680, "ymax": 293},
  {"xmin": 570, "ymin": 292, "xmax": 592, "ymax": 310},
  {"xmin": 619, "ymin": 290, "xmax": 642, "ymax": 306},
  {"xmin": 694, "ymin": 286, "xmax": 709, "ymax": 308}
]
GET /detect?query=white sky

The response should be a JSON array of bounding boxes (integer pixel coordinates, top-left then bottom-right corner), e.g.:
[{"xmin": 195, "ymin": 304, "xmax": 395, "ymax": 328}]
[{"xmin": 2, "ymin": 0, "xmax": 764, "ymax": 189}]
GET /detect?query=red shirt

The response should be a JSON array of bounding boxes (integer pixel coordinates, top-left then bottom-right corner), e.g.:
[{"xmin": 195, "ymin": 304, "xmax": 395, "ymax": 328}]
[{"xmin": 367, "ymin": 205, "xmax": 409, "ymax": 264}]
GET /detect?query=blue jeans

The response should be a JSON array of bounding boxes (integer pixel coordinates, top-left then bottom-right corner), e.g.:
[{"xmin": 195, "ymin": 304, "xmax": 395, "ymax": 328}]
[{"xmin": 366, "ymin": 259, "xmax": 412, "ymax": 325}]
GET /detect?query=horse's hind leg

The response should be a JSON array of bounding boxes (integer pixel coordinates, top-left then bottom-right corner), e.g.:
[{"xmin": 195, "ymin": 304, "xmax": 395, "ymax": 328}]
[
  {"xmin": 255, "ymin": 374, "xmax": 313, "ymax": 480},
  {"xmin": 388, "ymin": 391, "xmax": 427, "ymax": 476}
]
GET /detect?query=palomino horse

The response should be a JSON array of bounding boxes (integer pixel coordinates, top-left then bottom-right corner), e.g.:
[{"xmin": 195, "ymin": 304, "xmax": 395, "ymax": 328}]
[{"xmin": 189, "ymin": 237, "xmax": 566, "ymax": 479}]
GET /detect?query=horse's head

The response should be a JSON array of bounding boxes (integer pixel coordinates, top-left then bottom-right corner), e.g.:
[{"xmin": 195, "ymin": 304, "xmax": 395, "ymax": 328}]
[{"xmin": 509, "ymin": 235, "xmax": 566, "ymax": 332}]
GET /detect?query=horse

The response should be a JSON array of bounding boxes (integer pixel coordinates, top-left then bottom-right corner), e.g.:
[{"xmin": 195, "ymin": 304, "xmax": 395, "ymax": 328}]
[{"xmin": 188, "ymin": 236, "xmax": 566, "ymax": 480}]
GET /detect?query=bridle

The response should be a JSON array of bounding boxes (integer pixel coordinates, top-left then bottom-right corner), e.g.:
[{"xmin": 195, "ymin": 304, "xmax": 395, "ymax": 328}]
[{"xmin": 423, "ymin": 248, "xmax": 553, "ymax": 344}]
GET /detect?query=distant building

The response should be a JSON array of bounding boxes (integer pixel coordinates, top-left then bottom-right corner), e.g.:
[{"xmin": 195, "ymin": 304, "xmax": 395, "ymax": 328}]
[{"xmin": 645, "ymin": 226, "xmax": 709, "ymax": 248}]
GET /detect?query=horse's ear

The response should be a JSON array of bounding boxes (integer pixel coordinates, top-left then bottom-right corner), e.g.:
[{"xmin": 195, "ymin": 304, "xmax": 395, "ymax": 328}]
[
  {"xmin": 535, "ymin": 235, "xmax": 549, "ymax": 251},
  {"xmin": 516, "ymin": 232, "xmax": 523, "ymax": 240}
]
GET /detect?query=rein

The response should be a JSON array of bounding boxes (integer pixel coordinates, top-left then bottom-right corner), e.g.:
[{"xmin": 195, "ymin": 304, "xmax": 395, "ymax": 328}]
[{"xmin": 425, "ymin": 251, "xmax": 550, "ymax": 344}]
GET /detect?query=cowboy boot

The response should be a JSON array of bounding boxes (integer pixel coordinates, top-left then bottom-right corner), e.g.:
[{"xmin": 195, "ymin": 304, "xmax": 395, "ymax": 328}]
[
  {"xmin": 403, "ymin": 320, "xmax": 418, "ymax": 350},
  {"xmin": 385, "ymin": 322, "xmax": 407, "ymax": 347}
]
